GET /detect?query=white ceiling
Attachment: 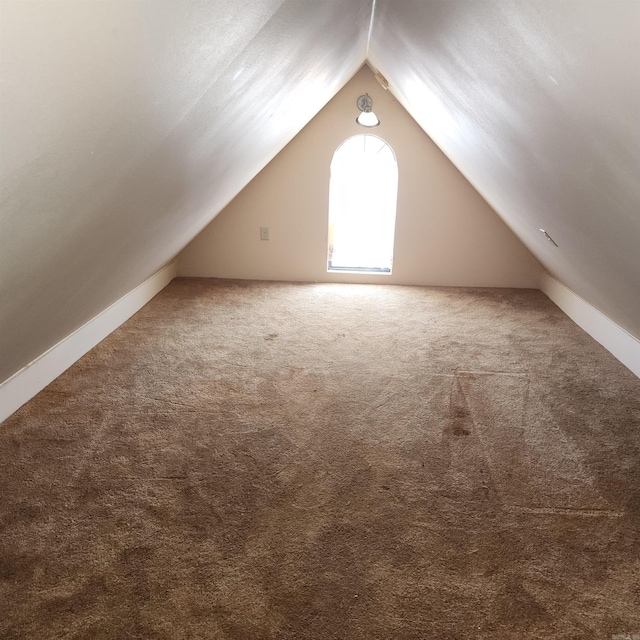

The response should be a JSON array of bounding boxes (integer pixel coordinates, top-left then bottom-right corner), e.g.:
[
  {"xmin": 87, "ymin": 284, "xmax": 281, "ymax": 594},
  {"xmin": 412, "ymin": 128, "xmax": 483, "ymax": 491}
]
[
  {"xmin": 1, "ymin": 0, "xmax": 639, "ymax": 382},
  {"xmin": 370, "ymin": 0, "xmax": 640, "ymax": 343}
]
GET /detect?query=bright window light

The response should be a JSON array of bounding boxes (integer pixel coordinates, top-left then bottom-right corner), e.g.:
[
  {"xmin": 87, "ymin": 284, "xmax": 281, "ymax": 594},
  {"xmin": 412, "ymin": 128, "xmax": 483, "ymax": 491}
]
[{"xmin": 327, "ymin": 135, "xmax": 398, "ymax": 273}]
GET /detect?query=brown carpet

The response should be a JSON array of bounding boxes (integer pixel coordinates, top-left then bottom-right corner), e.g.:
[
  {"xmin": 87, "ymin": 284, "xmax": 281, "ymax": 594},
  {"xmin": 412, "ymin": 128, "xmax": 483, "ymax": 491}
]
[{"xmin": 1, "ymin": 277, "xmax": 639, "ymax": 639}]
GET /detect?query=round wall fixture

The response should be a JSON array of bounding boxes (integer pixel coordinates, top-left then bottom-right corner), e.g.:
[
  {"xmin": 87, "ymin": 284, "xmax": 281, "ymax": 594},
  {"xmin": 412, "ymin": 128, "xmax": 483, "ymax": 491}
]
[
  {"xmin": 357, "ymin": 94, "xmax": 373, "ymax": 112},
  {"xmin": 356, "ymin": 93, "xmax": 380, "ymax": 127}
]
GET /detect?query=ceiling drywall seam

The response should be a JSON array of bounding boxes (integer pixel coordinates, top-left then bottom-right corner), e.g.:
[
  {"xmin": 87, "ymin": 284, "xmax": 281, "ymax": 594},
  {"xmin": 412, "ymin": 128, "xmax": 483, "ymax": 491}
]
[{"xmin": 366, "ymin": 0, "xmax": 376, "ymax": 56}]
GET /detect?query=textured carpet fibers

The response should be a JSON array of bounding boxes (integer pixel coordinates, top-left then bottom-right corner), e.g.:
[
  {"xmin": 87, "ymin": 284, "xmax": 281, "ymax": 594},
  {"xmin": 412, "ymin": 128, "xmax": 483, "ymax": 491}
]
[{"xmin": 1, "ymin": 278, "xmax": 640, "ymax": 639}]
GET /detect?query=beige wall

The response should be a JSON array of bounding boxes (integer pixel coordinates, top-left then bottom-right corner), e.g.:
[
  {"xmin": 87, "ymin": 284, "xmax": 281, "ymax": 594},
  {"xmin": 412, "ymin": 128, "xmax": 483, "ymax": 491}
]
[{"xmin": 178, "ymin": 65, "xmax": 542, "ymax": 287}]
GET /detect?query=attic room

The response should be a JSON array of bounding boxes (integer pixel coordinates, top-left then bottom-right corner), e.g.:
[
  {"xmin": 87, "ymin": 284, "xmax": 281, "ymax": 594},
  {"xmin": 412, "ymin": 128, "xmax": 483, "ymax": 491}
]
[{"xmin": 1, "ymin": 1, "xmax": 639, "ymax": 637}]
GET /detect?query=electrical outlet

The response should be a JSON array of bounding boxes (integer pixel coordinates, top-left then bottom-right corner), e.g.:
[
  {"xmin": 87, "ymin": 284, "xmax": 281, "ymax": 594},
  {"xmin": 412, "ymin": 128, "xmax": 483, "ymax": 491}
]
[{"xmin": 260, "ymin": 227, "xmax": 269, "ymax": 241}]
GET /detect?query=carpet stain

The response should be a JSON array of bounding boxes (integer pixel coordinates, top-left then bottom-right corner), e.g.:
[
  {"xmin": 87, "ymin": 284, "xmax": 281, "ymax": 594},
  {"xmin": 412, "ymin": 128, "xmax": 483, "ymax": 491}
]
[
  {"xmin": 0, "ymin": 552, "xmax": 39, "ymax": 582},
  {"xmin": 449, "ymin": 375, "xmax": 473, "ymax": 437},
  {"xmin": 457, "ymin": 371, "xmax": 613, "ymax": 513},
  {"xmin": 494, "ymin": 578, "xmax": 550, "ymax": 626}
]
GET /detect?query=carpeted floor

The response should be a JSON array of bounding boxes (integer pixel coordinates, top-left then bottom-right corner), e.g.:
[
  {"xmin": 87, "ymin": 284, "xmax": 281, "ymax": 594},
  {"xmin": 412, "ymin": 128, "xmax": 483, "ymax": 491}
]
[{"xmin": 1, "ymin": 277, "xmax": 639, "ymax": 639}]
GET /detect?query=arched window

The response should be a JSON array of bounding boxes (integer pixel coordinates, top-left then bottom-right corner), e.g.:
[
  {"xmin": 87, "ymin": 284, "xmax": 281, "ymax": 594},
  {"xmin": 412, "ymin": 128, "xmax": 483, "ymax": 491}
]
[{"xmin": 327, "ymin": 134, "xmax": 398, "ymax": 273}]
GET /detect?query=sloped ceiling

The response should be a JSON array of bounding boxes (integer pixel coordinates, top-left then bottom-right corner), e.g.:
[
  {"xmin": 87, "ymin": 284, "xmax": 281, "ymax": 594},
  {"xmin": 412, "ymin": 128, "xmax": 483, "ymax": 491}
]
[
  {"xmin": 1, "ymin": 0, "xmax": 639, "ymax": 383},
  {"xmin": 0, "ymin": 0, "xmax": 371, "ymax": 382},
  {"xmin": 369, "ymin": 0, "xmax": 640, "ymax": 340}
]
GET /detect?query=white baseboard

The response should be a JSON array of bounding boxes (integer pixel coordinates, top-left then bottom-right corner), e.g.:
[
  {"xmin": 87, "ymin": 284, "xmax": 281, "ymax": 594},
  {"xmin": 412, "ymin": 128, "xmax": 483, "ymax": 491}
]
[
  {"xmin": 0, "ymin": 261, "xmax": 178, "ymax": 424},
  {"xmin": 2, "ymin": 267, "xmax": 635, "ymax": 424},
  {"xmin": 540, "ymin": 272, "xmax": 640, "ymax": 379}
]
